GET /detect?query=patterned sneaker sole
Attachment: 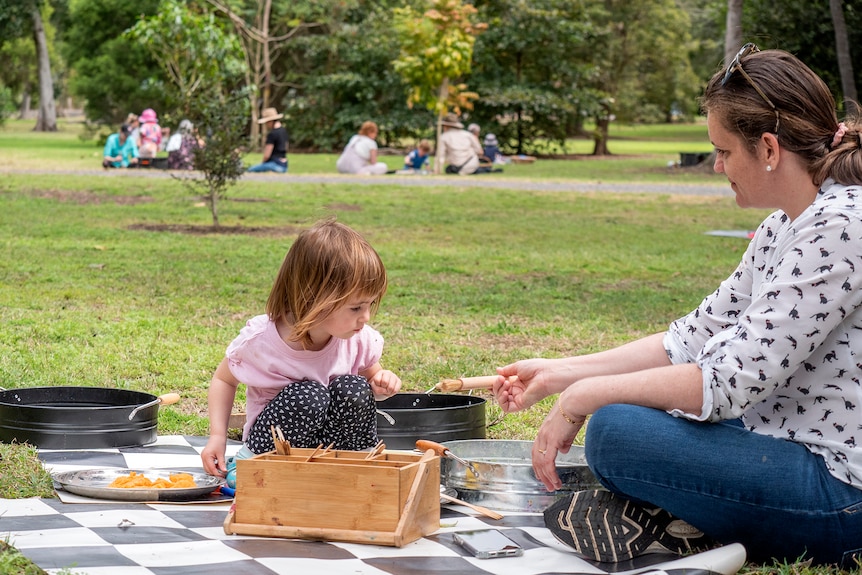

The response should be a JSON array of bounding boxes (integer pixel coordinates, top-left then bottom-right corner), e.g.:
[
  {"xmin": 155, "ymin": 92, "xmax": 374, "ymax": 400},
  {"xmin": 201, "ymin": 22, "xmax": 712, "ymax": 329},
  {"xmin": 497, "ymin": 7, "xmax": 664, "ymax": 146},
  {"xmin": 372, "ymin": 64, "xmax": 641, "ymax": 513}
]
[{"xmin": 543, "ymin": 489, "xmax": 712, "ymax": 563}]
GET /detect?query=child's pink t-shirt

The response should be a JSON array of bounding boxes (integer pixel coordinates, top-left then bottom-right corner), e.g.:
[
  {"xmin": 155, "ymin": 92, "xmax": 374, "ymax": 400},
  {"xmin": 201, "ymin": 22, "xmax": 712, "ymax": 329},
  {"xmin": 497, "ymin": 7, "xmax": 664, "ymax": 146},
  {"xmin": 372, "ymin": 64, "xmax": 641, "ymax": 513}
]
[{"xmin": 224, "ymin": 314, "xmax": 383, "ymax": 438}]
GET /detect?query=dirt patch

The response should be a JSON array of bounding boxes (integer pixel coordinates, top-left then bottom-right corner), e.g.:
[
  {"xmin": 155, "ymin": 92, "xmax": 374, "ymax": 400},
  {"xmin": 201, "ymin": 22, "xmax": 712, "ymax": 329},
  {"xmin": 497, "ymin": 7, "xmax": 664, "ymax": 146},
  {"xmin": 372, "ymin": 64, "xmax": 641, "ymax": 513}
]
[
  {"xmin": 127, "ymin": 223, "xmax": 302, "ymax": 237},
  {"xmin": 31, "ymin": 188, "xmax": 154, "ymax": 205},
  {"xmin": 325, "ymin": 202, "xmax": 362, "ymax": 211}
]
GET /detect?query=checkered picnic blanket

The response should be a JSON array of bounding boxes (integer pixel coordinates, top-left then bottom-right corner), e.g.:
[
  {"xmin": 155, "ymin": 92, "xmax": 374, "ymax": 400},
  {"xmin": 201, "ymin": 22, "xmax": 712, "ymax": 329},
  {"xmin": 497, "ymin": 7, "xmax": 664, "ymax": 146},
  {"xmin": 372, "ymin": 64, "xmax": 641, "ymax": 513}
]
[{"xmin": 0, "ymin": 436, "xmax": 745, "ymax": 575}]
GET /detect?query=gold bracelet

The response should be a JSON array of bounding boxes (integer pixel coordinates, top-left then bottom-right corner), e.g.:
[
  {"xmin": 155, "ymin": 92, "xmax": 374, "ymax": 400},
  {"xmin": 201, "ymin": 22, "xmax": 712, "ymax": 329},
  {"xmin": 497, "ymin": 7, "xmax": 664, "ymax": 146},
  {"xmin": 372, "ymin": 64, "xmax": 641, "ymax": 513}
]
[{"xmin": 558, "ymin": 401, "xmax": 577, "ymax": 425}]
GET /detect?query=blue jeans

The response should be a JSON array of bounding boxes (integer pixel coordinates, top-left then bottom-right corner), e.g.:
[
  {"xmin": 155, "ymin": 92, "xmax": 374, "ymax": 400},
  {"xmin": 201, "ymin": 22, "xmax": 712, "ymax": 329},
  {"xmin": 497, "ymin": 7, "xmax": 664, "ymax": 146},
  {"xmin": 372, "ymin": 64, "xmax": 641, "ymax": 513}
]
[
  {"xmin": 246, "ymin": 159, "xmax": 287, "ymax": 173},
  {"xmin": 585, "ymin": 404, "xmax": 862, "ymax": 567}
]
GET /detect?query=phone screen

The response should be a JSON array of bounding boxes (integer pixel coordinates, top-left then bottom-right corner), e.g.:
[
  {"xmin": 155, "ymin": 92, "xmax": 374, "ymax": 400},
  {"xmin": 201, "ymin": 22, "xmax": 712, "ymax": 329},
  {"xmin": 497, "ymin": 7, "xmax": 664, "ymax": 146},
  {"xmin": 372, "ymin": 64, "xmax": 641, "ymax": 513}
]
[{"xmin": 453, "ymin": 529, "xmax": 524, "ymax": 559}]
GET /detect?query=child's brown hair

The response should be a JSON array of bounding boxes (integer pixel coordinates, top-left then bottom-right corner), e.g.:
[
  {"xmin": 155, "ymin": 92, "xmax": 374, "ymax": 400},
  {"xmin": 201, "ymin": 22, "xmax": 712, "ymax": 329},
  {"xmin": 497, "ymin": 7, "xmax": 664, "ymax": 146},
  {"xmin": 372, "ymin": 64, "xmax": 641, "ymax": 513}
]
[{"xmin": 266, "ymin": 217, "xmax": 387, "ymax": 349}]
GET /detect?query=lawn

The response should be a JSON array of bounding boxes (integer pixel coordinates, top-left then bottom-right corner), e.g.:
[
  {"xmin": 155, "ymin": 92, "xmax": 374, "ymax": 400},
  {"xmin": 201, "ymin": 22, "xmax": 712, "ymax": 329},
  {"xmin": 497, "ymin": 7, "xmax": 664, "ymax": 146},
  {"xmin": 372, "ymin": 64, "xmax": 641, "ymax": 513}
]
[
  {"xmin": 0, "ymin": 118, "xmax": 843, "ymax": 574},
  {"xmin": 0, "ymin": 117, "xmax": 719, "ymax": 184}
]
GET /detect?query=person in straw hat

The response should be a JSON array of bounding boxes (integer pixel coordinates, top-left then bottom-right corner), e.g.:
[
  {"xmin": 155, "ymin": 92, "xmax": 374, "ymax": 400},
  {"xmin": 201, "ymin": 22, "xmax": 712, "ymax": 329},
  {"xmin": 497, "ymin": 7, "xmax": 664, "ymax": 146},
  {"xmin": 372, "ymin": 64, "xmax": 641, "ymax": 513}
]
[
  {"xmin": 247, "ymin": 107, "xmax": 288, "ymax": 173},
  {"xmin": 436, "ymin": 112, "xmax": 483, "ymax": 175}
]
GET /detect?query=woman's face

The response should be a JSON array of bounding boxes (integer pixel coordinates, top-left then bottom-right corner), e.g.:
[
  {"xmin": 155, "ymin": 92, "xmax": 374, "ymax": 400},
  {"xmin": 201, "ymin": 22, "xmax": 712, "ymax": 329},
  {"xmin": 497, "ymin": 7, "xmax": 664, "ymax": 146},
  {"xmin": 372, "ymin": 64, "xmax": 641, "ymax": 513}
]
[{"xmin": 707, "ymin": 112, "xmax": 771, "ymax": 210}]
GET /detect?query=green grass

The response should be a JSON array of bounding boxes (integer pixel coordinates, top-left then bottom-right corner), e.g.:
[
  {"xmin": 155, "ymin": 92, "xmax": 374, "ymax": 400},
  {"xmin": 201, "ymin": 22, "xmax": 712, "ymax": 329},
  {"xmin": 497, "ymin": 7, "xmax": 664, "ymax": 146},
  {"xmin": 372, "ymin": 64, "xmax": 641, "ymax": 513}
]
[
  {"xmin": 0, "ymin": 118, "xmax": 719, "ymax": 184},
  {"xmin": 0, "ymin": 119, "xmax": 849, "ymax": 574}
]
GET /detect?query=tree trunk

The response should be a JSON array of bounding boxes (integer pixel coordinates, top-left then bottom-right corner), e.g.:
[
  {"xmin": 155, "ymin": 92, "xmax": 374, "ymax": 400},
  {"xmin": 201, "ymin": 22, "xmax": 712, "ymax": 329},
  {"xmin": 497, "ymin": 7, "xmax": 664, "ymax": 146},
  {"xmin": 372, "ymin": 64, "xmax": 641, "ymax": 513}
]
[
  {"xmin": 262, "ymin": 0, "xmax": 272, "ymax": 115},
  {"xmin": 724, "ymin": 0, "xmax": 744, "ymax": 65},
  {"xmin": 18, "ymin": 87, "xmax": 31, "ymax": 120},
  {"xmin": 210, "ymin": 192, "xmax": 219, "ymax": 227},
  {"xmin": 434, "ymin": 77, "xmax": 448, "ymax": 174},
  {"xmin": 592, "ymin": 117, "xmax": 610, "ymax": 156},
  {"xmin": 32, "ymin": 5, "xmax": 57, "ymax": 132},
  {"xmin": 830, "ymin": 0, "xmax": 858, "ymax": 115},
  {"xmin": 591, "ymin": 100, "xmax": 612, "ymax": 156}
]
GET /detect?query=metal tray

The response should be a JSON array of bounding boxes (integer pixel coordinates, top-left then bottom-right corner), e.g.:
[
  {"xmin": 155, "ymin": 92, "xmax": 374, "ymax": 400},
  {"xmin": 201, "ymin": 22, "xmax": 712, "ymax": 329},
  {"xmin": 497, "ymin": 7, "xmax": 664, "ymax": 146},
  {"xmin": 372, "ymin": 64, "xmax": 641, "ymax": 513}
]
[
  {"xmin": 440, "ymin": 440, "xmax": 600, "ymax": 512},
  {"xmin": 53, "ymin": 468, "xmax": 225, "ymax": 501}
]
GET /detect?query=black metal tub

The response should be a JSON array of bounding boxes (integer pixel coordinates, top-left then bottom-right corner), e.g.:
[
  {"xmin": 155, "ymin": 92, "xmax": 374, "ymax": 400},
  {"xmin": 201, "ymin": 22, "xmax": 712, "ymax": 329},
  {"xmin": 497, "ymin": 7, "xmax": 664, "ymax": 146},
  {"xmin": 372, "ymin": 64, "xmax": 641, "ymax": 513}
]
[
  {"xmin": 0, "ymin": 386, "xmax": 172, "ymax": 449},
  {"xmin": 376, "ymin": 393, "xmax": 486, "ymax": 450}
]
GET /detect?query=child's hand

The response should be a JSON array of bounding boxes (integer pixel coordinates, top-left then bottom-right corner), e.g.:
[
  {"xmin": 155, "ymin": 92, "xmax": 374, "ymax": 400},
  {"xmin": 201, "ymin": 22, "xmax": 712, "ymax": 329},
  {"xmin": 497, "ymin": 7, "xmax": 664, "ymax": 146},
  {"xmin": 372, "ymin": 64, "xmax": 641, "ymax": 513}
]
[
  {"xmin": 369, "ymin": 369, "xmax": 401, "ymax": 399},
  {"xmin": 201, "ymin": 437, "xmax": 228, "ymax": 477}
]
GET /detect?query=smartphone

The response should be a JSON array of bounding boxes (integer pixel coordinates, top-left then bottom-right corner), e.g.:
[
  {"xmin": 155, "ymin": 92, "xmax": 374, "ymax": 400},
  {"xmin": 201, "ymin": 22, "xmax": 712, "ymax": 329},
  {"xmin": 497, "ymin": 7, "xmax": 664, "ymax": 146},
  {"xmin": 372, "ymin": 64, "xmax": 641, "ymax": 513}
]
[{"xmin": 453, "ymin": 529, "xmax": 524, "ymax": 559}]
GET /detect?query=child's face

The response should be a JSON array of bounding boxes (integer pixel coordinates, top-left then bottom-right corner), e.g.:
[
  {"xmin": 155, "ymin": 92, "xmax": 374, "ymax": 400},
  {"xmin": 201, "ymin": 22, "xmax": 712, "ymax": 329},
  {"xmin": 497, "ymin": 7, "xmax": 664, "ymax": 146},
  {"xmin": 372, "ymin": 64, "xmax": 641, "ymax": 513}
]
[{"xmin": 317, "ymin": 293, "xmax": 376, "ymax": 340}]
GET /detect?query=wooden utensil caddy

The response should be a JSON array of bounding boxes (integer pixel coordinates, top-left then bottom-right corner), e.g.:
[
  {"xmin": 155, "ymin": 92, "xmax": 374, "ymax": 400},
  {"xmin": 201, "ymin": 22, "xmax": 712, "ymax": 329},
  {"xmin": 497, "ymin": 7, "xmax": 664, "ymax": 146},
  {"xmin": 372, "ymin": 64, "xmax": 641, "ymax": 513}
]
[{"xmin": 223, "ymin": 447, "xmax": 440, "ymax": 547}]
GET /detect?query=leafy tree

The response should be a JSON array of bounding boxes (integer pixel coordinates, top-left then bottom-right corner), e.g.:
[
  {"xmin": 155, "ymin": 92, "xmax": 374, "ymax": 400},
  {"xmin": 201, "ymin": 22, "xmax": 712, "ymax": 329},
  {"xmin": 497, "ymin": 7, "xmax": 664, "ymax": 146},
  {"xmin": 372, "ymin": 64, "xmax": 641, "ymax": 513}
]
[
  {"xmin": 0, "ymin": 38, "xmax": 37, "ymax": 118},
  {"xmin": 125, "ymin": 0, "xmax": 246, "ymax": 117},
  {"xmin": 63, "ymin": 0, "xmax": 166, "ymax": 126},
  {"xmin": 392, "ymin": 0, "xmax": 485, "ymax": 165},
  {"xmin": 742, "ymin": 0, "xmax": 862, "ymax": 115},
  {"xmin": 584, "ymin": 0, "xmax": 700, "ymax": 154},
  {"xmin": 205, "ymin": 0, "xmax": 334, "ymax": 148},
  {"xmin": 469, "ymin": 0, "xmax": 601, "ymax": 155},
  {"xmin": 283, "ymin": 1, "xmax": 432, "ymax": 151},
  {"xmin": 183, "ymin": 88, "xmax": 250, "ymax": 226},
  {"xmin": 0, "ymin": 0, "xmax": 57, "ymax": 131},
  {"xmin": 0, "ymin": 86, "xmax": 13, "ymax": 126},
  {"xmin": 124, "ymin": 0, "xmax": 248, "ymax": 227}
]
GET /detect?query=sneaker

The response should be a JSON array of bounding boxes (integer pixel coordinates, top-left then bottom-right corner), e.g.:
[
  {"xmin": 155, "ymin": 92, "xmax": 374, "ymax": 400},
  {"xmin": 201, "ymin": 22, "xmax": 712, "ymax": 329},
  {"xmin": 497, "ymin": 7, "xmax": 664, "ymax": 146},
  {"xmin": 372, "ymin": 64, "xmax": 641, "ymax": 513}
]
[{"xmin": 543, "ymin": 489, "xmax": 713, "ymax": 563}]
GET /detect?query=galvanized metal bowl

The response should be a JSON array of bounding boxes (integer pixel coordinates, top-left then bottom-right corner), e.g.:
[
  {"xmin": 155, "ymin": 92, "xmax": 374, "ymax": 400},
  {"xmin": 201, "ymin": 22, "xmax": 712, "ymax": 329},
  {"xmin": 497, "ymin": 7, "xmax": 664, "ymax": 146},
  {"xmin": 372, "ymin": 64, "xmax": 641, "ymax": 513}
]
[{"xmin": 441, "ymin": 439, "xmax": 600, "ymax": 512}]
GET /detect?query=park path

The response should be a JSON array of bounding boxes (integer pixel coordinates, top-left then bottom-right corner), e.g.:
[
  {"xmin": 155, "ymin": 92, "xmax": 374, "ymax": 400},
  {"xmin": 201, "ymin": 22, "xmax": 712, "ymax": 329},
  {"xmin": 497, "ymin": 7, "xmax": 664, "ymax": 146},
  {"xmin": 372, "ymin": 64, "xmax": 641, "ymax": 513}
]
[{"xmin": 2, "ymin": 168, "xmax": 734, "ymax": 197}]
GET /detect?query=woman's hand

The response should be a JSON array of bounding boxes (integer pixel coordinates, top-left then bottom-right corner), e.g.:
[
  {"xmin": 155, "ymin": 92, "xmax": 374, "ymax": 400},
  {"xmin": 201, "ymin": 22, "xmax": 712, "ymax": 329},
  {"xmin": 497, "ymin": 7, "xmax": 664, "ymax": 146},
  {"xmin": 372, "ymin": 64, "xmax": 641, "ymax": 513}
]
[
  {"xmin": 369, "ymin": 369, "xmax": 401, "ymax": 399},
  {"xmin": 493, "ymin": 359, "xmax": 552, "ymax": 412},
  {"xmin": 531, "ymin": 396, "xmax": 586, "ymax": 491}
]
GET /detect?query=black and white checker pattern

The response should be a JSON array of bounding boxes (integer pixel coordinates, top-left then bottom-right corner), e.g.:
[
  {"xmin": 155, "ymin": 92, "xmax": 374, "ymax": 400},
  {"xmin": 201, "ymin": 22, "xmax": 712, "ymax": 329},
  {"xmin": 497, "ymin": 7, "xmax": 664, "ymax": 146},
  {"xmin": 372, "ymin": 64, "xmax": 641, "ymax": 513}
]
[{"xmin": 0, "ymin": 436, "xmax": 746, "ymax": 575}]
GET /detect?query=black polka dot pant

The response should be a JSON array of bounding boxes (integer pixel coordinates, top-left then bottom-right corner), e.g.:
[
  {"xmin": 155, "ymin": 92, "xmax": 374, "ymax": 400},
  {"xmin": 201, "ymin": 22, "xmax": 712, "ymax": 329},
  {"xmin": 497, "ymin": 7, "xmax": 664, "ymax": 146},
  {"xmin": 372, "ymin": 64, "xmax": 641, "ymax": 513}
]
[{"xmin": 245, "ymin": 375, "xmax": 379, "ymax": 454}]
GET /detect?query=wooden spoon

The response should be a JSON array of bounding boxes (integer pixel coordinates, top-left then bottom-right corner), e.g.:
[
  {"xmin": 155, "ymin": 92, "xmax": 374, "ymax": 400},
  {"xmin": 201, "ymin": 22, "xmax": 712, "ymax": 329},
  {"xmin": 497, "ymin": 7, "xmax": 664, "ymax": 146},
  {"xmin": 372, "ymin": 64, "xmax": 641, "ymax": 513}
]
[{"xmin": 440, "ymin": 492, "xmax": 504, "ymax": 520}]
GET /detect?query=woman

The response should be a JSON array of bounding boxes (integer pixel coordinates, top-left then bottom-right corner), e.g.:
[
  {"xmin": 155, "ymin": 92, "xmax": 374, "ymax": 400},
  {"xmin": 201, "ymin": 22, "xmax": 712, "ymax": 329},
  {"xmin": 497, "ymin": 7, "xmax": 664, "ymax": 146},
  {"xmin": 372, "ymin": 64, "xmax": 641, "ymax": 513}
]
[
  {"xmin": 247, "ymin": 107, "xmax": 288, "ymax": 173},
  {"xmin": 166, "ymin": 119, "xmax": 200, "ymax": 170},
  {"xmin": 494, "ymin": 45, "xmax": 862, "ymax": 568},
  {"xmin": 336, "ymin": 121, "xmax": 388, "ymax": 175},
  {"xmin": 102, "ymin": 123, "xmax": 138, "ymax": 168}
]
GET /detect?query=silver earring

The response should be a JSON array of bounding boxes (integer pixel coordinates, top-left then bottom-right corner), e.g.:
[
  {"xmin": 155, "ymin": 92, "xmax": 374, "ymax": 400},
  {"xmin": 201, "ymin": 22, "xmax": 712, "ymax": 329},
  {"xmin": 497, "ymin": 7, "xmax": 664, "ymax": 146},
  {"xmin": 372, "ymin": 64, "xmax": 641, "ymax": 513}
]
[{"xmin": 766, "ymin": 165, "xmax": 772, "ymax": 172}]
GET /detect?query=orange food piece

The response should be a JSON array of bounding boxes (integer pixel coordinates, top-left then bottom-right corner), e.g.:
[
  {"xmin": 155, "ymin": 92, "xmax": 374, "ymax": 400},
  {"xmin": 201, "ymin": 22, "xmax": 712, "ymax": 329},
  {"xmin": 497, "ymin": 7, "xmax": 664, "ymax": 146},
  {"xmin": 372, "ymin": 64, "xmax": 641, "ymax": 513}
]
[{"xmin": 108, "ymin": 471, "xmax": 197, "ymax": 489}]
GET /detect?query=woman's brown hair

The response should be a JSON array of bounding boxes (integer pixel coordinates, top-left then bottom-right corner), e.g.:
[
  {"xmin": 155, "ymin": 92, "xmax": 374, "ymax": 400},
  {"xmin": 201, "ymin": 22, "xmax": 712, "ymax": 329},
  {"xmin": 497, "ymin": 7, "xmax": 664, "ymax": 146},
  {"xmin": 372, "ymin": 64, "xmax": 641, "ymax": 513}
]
[
  {"xmin": 702, "ymin": 47, "xmax": 862, "ymax": 186},
  {"xmin": 266, "ymin": 217, "xmax": 387, "ymax": 349},
  {"xmin": 358, "ymin": 121, "xmax": 378, "ymax": 137}
]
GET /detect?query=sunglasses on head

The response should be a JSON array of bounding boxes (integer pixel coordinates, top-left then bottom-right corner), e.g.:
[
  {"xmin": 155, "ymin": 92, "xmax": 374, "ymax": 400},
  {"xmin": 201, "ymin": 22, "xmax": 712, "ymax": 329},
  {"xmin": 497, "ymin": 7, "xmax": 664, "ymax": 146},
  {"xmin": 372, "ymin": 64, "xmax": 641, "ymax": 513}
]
[{"xmin": 721, "ymin": 43, "xmax": 780, "ymax": 134}]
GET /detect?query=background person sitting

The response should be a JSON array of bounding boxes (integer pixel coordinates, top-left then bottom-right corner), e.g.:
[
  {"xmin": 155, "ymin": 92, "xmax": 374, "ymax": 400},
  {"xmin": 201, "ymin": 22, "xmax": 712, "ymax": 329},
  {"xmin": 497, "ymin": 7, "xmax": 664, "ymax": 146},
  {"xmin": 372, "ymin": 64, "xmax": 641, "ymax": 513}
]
[
  {"xmin": 336, "ymin": 121, "xmax": 389, "ymax": 175},
  {"xmin": 125, "ymin": 113, "xmax": 140, "ymax": 147},
  {"xmin": 403, "ymin": 139, "xmax": 432, "ymax": 172},
  {"xmin": 166, "ymin": 119, "xmax": 201, "ymax": 170},
  {"xmin": 436, "ymin": 113, "xmax": 483, "ymax": 175},
  {"xmin": 138, "ymin": 108, "xmax": 162, "ymax": 159},
  {"xmin": 247, "ymin": 107, "xmax": 289, "ymax": 173},
  {"xmin": 483, "ymin": 133, "xmax": 509, "ymax": 164},
  {"xmin": 102, "ymin": 123, "xmax": 138, "ymax": 168}
]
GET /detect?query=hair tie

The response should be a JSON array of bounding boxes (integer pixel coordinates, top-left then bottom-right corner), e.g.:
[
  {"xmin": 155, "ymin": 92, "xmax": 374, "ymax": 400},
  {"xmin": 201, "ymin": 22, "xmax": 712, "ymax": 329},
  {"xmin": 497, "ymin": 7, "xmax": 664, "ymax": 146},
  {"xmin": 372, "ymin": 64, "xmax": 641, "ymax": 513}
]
[{"xmin": 832, "ymin": 122, "xmax": 848, "ymax": 149}]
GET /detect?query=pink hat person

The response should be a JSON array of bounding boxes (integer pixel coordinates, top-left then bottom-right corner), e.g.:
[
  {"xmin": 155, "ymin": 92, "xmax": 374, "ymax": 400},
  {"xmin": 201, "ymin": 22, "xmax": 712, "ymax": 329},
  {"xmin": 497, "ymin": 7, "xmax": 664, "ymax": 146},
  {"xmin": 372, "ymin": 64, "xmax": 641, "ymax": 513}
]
[{"xmin": 140, "ymin": 108, "xmax": 158, "ymax": 123}]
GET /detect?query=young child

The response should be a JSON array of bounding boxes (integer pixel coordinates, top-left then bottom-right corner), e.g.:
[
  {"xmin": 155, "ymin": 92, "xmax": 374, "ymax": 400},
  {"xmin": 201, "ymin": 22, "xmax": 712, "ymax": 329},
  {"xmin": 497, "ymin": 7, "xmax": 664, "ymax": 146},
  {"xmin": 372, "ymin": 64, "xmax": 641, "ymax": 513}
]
[
  {"xmin": 403, "ymin": 139, "xmax": 432, "ymax": 171},
  {"xmin": 200, "ymin": 218, "xmax": 402, "ymax": 481},
  {"xmin": 138, "ymin": 108, "xmax": 162, "ymax": 158}
]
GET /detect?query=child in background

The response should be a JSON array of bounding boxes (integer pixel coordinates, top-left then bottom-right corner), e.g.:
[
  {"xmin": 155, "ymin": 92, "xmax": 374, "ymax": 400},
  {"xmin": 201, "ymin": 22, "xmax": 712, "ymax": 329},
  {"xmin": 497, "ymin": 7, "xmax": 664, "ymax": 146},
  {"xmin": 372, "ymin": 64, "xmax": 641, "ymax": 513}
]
[
  {"xmin": 138, "ymin": 108, "xmax": 162, "ymax": 158},
  {"xmin": 403, "ymin": 139, "xmax": 432, "ymax": 172},
  {"xmin": 201, "ymin": 218, "xmax": 402, "ymax": 482},
  {"xmin": 483, "ymin": 133, "xmax": 509, "ymax": 164}
]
